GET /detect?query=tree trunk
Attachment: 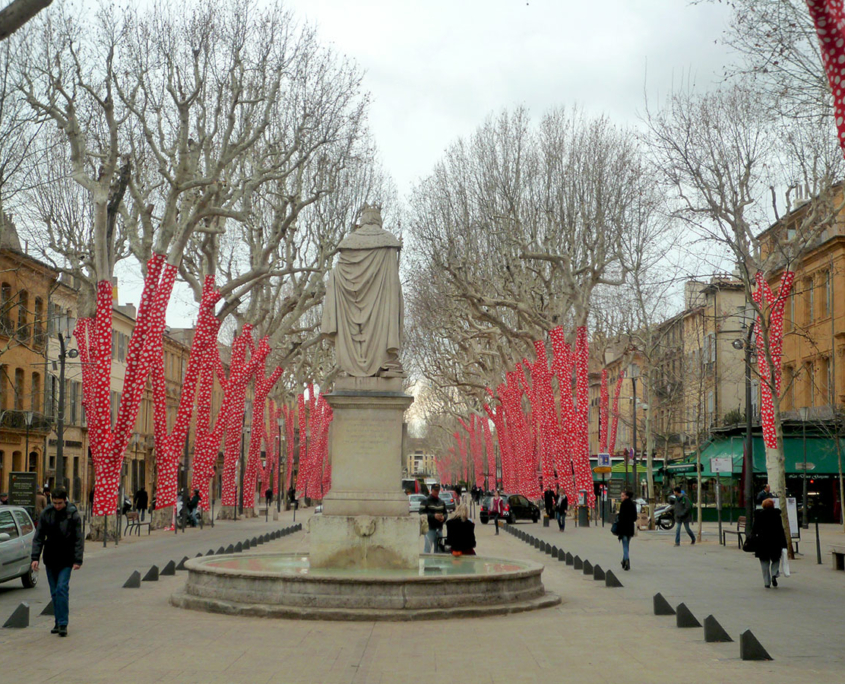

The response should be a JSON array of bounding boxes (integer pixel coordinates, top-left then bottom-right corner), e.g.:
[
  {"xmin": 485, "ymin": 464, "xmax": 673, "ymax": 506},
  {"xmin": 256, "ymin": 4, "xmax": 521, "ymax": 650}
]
[
  {"xmin": 695, "ymin": 444, "xmax": 703, "ymax": 542},
  {"xmin": 768, "ymin": 398, "xmax": 794, "ymax": 558}
]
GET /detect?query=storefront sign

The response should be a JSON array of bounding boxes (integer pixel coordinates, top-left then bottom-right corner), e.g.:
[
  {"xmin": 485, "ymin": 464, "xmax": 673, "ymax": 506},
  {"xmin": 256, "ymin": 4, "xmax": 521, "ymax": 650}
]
[{"xmin": 7, "ymin": 472, "xmax": 37, "ymax": 508}]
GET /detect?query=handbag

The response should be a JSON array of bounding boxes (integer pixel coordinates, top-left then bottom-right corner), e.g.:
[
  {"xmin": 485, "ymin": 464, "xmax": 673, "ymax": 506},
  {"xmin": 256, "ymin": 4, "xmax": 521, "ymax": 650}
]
[
  {"xmin": 610, "ymin": 515, "xmax": 619, "ymax": 536},
  {"xmin": 742, "ymin": 534, "xmax": 757, "ymax": 553},
  {"xmin": 780, "ymin": 548, "xmax": 790, "ymax": 577}
]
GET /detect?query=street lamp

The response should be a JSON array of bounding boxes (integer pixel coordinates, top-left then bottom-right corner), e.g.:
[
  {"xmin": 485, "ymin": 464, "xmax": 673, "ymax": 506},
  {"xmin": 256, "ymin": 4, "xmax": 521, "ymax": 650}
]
[
  {"xmin": 732, "ymin": 305, "xmax": 757, "ymax": 530},
  {"xmin": 277, "ymin": 417, "xmax": 284, "ymax": 513},
  {"xmin": 628, "ymin": 362, "xmax": 640, "ymax": 495},
  {"xmin": 53, "ymin": 314, "xmax": 78, "ymax": 493},
  {"xmin": 799, "ymin": 406, "xmax": 809, "ymax": 529},
  {"xmin": 24, "ymin": 410, "xmax": 33, "ymax": 475}
]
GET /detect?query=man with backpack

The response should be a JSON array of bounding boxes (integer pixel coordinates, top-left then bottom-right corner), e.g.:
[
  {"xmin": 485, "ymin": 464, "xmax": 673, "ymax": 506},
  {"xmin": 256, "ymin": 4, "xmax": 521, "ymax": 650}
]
[{"xmin": 672, "ymin": 486, "xmax": 695, "ymax": 545}]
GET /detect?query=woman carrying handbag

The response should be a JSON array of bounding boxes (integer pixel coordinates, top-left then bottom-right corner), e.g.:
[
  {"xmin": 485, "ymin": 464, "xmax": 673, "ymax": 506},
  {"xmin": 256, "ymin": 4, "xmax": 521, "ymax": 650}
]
[
  {"xmin": 615, "ymin": 490, "xmax": 637, "ymax": 571},
  {"xmin": 750, "ymin": 498, "xmax": 788, "ymax": 588}
]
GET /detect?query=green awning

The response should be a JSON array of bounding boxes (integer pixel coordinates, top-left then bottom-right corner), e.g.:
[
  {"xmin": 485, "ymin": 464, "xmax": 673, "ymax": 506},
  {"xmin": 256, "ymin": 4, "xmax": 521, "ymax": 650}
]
[{"xmin": 694, "ymin": 436, "xmax": 844, "ymax": 478}]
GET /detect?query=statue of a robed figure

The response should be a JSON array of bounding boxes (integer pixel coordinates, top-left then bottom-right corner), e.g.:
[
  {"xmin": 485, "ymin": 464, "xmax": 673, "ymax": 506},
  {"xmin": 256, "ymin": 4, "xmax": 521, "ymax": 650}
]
[{"xmin": 321, "ymin": 205, "xmax": 405, "ymax": 378}]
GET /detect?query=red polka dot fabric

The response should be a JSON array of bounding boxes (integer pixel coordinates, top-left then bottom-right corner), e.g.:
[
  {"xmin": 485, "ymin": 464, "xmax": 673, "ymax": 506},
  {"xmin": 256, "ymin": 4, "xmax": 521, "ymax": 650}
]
[
  {"xmin": 752, "ymin": 271, "xmax": 795, "ymax": 449},
  {"xmin": 807, "ymin": 0, "xmax": 845, "ymax": 153}
]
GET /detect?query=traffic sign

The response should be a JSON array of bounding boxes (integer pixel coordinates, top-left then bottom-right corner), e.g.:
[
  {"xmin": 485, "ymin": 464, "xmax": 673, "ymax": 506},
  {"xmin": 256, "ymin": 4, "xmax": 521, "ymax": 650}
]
[{"xmin": 593, "ymin": 466, "xmax": 613, "ymax": 475}]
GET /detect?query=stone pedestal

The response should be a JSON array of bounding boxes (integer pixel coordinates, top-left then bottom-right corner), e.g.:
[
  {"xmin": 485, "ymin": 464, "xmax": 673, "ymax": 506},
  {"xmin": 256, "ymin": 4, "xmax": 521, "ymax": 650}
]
[{"xmin": 310, "ymin": 378, "xmax": 415, "ymax": 568}]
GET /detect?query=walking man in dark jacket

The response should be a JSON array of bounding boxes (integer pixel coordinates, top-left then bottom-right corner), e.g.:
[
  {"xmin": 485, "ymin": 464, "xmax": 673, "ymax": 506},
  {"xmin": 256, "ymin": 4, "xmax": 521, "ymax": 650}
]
[
  {"xmin": 419, "ymin": 484, "xmax": 448, "ymax": 553},
  {"xmin": 672, "ymin": 486, "xmax": 695, "ymax": 546},
  {"xmin": 30, "ymin": 488, "xmax": 83, "ymax": 636}
]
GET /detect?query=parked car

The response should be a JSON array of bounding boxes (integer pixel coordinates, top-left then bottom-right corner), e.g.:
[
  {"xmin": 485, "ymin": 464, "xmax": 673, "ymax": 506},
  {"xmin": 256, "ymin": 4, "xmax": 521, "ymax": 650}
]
[
  {"xmin": 479, "ymin": 494, "xmax": 540, "ymax": 524},
  {"xmin": 440, "ymin": 490, "xmax": 457, "ymax": 512},
  {"xmin": 0, "ymin": 506, "xmax": 37, "ymax": 588},
  {"xmin": 408, "ymin": 494, "xmax": 426, "ymax": 513}
]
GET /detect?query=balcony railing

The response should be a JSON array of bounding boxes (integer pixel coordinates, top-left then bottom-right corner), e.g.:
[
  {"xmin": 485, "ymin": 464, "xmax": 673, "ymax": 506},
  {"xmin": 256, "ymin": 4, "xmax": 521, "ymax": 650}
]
[{"xmin": 0, "ymin": 410, "xmax": 52, "ymax": 431}]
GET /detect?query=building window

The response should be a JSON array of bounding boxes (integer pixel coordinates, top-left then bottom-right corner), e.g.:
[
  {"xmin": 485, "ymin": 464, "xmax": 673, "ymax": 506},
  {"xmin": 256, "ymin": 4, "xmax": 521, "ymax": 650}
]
[
  {"xmin": 16, "ymin": 290, "xmax": 28, "ymax": 342},
  {"xmin": 0, "ymin": 283, "xmax": 11, "ymax": 334},
  {"xmin": 821, "ymin": 270, "xmax": 831, "ymax": 318},
  {"xmin": 14, "ymin": 368, "xmax": 24, "ymax": 410},
  {"xmin": 804, "ymin": 278, "xmax": 814, "ymax": 325},
  {"xmin": 819, "ymin": 356, "xmax": 831, "ymax": 406},
  {"xmin": 804, "ymin": 361, "xmax": 815, "ymax": 407},
  {"xmin": 33, "ymin": 297, "xmax": 45, "ymax": 346},
  {"xmin": 0, "ymin": 364, "xmax": 6, "ymax": 410},
  {"xmin": 31, "ymin": 372, "xmax": 41, "ymax": 413},
  {"xmin": 783, "ymin": 366, "xmax": 795, "ymax": 411}
]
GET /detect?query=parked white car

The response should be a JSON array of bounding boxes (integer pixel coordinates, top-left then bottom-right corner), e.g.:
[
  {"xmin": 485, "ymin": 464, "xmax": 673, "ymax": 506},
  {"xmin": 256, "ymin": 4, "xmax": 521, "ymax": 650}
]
[
  {"xmin": 0, "ymin": 506, "xmax": 37, "ymax": 588},
  {"xmin": 408, "ymin": 494, "xmax": 426, "ymax": 513}
]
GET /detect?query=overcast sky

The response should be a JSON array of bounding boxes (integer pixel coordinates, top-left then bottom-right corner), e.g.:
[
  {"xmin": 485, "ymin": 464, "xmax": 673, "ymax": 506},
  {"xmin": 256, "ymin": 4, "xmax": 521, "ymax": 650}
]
[{"xmin": 137, "ymin": 0, "xmax": 737, "ymax": 326}]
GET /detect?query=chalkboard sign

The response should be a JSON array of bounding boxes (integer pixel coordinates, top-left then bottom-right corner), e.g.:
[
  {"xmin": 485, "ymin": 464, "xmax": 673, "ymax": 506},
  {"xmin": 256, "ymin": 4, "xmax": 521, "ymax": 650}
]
[
  {"xmin": 608, "ymin": 479, "xmax": 623, "ymax": 499},
  {"xmin": 8, "ymin": 472, "xmax": 37, "ymax": 508}
]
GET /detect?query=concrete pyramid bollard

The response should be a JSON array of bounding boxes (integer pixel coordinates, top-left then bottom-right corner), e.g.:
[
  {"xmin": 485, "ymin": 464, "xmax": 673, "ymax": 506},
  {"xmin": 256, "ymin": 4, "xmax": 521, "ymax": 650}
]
[
  {"xmin": 573, "ymin": 555, "xmax": 583, "ymax": 570},
  {"xmin": 565, "ymin": 552, "xmax": 574, "ymax": 566},
  {"xmin": 593, "ymin": 564, "xmax": 605, "ymax": 580},
  {"xmin": 740, "ymin": 630, "xmax": 772, "ymax": 661},
  {"xmin": 544, "ymin": 542, "xmax": 552, "ymax": 554},
  {"xmin": 583, "ymin": 560, "xmax": 593, "ymax": 575},
  {"xmin": 2, "ymin": 602, "xmax": 29, "ymax": 628},
  {"xmin": 161, "ymin": 560, "xmax": 176, "ymax": 576},
  {"xmin": 40, "ymin": 601, "xmax": 54, "ymax": 616},
  {"xmin": 217, "ymin": 546, "xmax": 226, "ymax": 555},
  {"xmin": 176, "ymin": 556, "xmax": 189, "ymax": 570},
  {"xmin": 225, "ymin": 544, "xmax": 235, "ymax": 554},
  {"xmin": 206, "ymin": 549, "xmax": 215, "ymax": 556},
  {"xmin": 123, "ymin": 571, "xmax": 142, "ymax": 588},
  {"xmin": 243, "ymin": 539, "xmax": 251, "ymax": 550},
  {"xmin": 142, "ymin": 565, "xmax": 159, "ymax": 582},
  {"xmin": 605, "ymin": 570, "xmax": 623, "ymax": 587},
  {"xmin": 234, "ymin": 542, "xmax": 243, "ymax": 553},
  {"xmin": 676, "ymin": 603, "xmax": 702, "ymax": 628},
  {"xmin": 533, "ymin": 538, "xmax": 541, "ymax": 549},
  {"xmin": 704, "ymin": 615, "xmax": 733, "ymax": 643},
  {"xmin": 264, "ymin": 533, "xmax": 271, "ymax": 543},
  {"xmin": 551, "ymin": 546, "xmax": 559, "ymax": 558},
  {"xmin": 653, "ymin": 593, "xmax": 676, "ymax": 616},
  {"xmin": 253, "ymin": 536, "xmax": 260, "ymax": 545},
  {"xmin": 195, "ymin": 552, "xmax": 203, "ymax": 558},
  {"xmin": 558, "ymin": 550, "xmax": 567, "ymax": 562}
]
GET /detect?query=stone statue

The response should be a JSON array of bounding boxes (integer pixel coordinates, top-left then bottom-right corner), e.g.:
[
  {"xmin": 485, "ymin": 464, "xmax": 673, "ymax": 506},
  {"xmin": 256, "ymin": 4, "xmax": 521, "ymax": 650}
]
[{"xmin": 322, "ymin": 205, "xmax": 405, "ymax": 378}]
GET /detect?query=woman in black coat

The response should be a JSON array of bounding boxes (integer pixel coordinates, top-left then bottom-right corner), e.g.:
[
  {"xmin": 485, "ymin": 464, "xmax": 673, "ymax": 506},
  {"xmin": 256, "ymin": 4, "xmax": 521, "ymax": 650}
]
[
  {"xmin": 751, "ymin": 498, "xmax": 788, "ymax": 588},
  {"xmin": 445, "ymin": 504, "xmax": 476, "ymax": 556},
  {"xmin": 616, "ymin": 490, "xmax": 637, "ymax": 571}
]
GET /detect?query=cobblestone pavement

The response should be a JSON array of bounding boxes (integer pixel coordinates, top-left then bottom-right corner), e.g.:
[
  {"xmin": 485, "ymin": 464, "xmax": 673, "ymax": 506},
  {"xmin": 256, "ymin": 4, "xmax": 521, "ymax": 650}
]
[{"xmin": 1, "ymin": 509, "xmax": 838, "ymax": 683}]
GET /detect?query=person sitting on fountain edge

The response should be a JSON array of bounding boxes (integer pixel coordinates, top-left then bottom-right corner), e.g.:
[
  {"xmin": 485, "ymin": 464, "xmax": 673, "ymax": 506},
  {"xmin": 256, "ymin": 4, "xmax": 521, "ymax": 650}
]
[
  {"xmin": 445, "ymin": 503, "xmax": 476, "ymax": 556},
  {"xmin": 419, "ymin": 483, "xmax": 448, "ymax": 553}
]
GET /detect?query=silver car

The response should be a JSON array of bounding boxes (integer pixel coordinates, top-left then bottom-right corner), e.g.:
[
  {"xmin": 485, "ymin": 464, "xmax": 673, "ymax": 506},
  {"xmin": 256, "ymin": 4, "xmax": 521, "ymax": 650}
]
[
  {"xmin": 408, "ymin": 494, "xmax": 426, "ymax": 513},
  {"xmin": 0, "ymin": 506, "xmax": 37, "ymax": 588}
]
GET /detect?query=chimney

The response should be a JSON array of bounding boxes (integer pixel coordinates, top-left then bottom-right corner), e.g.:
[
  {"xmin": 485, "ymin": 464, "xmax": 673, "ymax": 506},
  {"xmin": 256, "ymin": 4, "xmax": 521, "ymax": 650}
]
[{"xmin": 684, "ymin": 280, "xmax": 706, "ymax": 310}]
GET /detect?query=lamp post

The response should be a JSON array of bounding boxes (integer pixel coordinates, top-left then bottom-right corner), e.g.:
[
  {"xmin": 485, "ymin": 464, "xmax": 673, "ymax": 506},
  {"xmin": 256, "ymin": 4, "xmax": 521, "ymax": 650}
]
[
  {"xmin": 24, "ymin": 410, "xmax": 33, "ymax": 474},
  {"xmin": 53, "ymin": 314, "xmax": 78, "ymax": 493},
  {"xmin": 732, "ymin": 310, "xmax": 757, "ymax": 531},
  {"xmin": 277, "ymin": 417, "xmax": 283, "ymax": 513},
  {"xmin": 800, "ymin": 406, "xmax": 809, "ymax": 529},
  {"xmin": 238, "ymin": 424, "xmax": 250, "ymax": 517}
]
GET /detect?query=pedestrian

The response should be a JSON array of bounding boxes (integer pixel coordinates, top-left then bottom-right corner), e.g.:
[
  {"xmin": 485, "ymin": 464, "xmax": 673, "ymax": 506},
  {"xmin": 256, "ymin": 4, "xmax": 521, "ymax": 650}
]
[
  {"xmin": 30, "ymin": 487, "xmax": 83, "ymax": 637},
  {"xmin": 287, "ymin": 485, "xmax": 297, "ymax": 509},
  {"xmin": 133, "ymin": 486, "xmax": 149, "ymax": 521},
  {"xmin": 544, "ymin": 488, "xmax": 556, "ymax": 519},
  {"xmin": 43, "ymin": 485, "xmax": 52, "ymax": 503},
  {"xmin": 88, "ymin": 487, "xmax": 95, "ymax": 512},
  {"xmin": 419, "ymin": 483, "xmax": 448, "ymax": 553},
  {"xmin": 616, "ymin": 490, "xmax": 637, "ymax": 571},
  {"xmin": 265, "ymin": 487, "xmax": 273, "ymax": 509},
  {"xmin": 0, "ymin": 491, "xmax": 8, "ymax": 505},
  {"xmin": 756, "ymin": 483, "xmax": 773, "ymax": 505},
  {"xmin": 35, "ymin": 488, "xmax": 48, "ymax": 517},
  {"xmin": 672, "ymin": 486, "xmax": 695, "ymax": 546},
  {"xmin": 445, "ymin": 503, "xmax": 477, "ymax": 556},
  {"xmin": 188, "ymin": 488, "xmax": 201, "ymax": 527},
  {"xmin": 750, "ymin": 498, "xmax": 788, "ymax": 588},
  {"xmin": 490, "ymin": 490, "xmax": 506, "ymax": 526},
  {"xmin": 556, "ymin": 492, "xmax": 569, "ymax": 531}
]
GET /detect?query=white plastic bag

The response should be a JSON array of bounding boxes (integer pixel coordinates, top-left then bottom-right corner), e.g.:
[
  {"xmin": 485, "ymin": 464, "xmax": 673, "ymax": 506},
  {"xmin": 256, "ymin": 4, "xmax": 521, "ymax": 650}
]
[{"xmin": 780, "ymin": 548, "xmax": 790, "ymax": 577}]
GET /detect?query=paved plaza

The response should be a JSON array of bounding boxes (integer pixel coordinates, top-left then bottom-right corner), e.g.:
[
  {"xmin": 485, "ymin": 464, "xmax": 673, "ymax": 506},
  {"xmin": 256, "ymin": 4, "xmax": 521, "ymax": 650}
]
[{"xmin": 1, "ymin": 509, "xmax": 842, "ymax": 683}]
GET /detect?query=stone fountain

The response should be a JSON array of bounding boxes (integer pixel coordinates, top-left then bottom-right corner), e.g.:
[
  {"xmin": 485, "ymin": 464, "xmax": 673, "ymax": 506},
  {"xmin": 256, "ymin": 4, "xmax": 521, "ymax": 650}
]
[{"xmin": 171, "ymin": 206, "xmax": 560, "ymax": 619}]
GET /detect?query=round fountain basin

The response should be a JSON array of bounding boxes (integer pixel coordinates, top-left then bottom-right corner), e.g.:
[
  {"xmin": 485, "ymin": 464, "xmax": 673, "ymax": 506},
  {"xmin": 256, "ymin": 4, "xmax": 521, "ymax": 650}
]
[{"xmin": 171, "ymin": 553, "xmax": 561, "ymax": 620}]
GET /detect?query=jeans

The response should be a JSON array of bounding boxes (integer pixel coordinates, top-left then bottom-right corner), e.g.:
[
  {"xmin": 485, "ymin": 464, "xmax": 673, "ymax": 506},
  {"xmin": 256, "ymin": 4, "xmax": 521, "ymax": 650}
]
[
  {"xmin": 760, "ymin": 558, "xmax": 781, "ymax": 587},
  {"xmin": 621, "ymin": 535, "xmax": 631, "ymax": 561},
  {"xmin": 424, "ymin": 528, "xmax": 442, "ymax": 553},
  {"xmin": 557, "ymin": 512, "xmax": 566, "ymax": 531},
  {"xmin": 45, "ymin": 565, "xmax": 72, "ymax": 627},
  {"xmin": 139, "ymin": 508, "xmax": 145, "ymax": 522},
  {"xmin": 675, "ymin": 519, "xmax": 695, "ymax": 544}
]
